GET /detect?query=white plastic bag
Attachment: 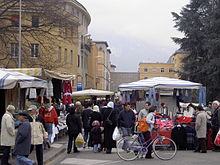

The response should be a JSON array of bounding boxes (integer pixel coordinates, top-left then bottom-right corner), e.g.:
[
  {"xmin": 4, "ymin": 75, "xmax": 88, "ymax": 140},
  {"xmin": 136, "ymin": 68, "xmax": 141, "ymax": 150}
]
[
  {"xmin": 112, "ymin": 127, "xmax": 121, "ymax": 141},
  {"xmin": 75, "ymin": 133, "xmax": 84, "ymax": 148}
]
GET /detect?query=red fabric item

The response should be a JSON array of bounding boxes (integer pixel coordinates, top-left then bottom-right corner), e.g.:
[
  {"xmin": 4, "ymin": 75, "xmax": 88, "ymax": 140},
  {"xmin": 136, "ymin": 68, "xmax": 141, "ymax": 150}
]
[
  {"xmin": 207, "ymin": 128, "xmax": 214, "ymax": 150},
  {"xmin": 63, "ymin": 81, "xmax": 72, "ymax": 105},
  {"xmin": 214, "ymin": 130, "xmax": 220, "ymax": 146},
  {"xmin": 175, "ymin": 116, "xmax": 192, "ymax": 123},
  {"xmin": 39, "ymin": 106, "xmax": 58, "ymax": 125},
  {"xmin": 63, "ymin": 81, "xmax": 72, "ymax": 94}
]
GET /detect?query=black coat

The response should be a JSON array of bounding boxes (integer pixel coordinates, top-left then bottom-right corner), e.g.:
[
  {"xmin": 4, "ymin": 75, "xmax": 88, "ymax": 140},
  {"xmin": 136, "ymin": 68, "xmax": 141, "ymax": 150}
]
[
  {"xmin": 102, "ymin": 107, "xmax": 117, "ymax": 148},
  {"xmin": 90, "ymin": 111, "xmax": 102, "ymax": 127},
  {"xmin": 90, "ymin": 126, "xmax": 102, "ymax": 145},
  {"xmin": 14, "ymin": 119, "xmax": 32, "ymax": 156},
  {"xmin": 82, "ymin": 108, "xmax": 93, "ymax": 129},
  {"xmin": 118, "ymin": 110, "xmax": 135, "ymax": 128},
  {"xmin": 171, "ymin": 126, "xmax": 187, "ymax": 150},
  {"xmin": 211, "ymin": 106, "xmax": 220, "ymax": 129},
  {"xmin": 66, "ymin": 112, "xmax": 82, "ymax": 135}
]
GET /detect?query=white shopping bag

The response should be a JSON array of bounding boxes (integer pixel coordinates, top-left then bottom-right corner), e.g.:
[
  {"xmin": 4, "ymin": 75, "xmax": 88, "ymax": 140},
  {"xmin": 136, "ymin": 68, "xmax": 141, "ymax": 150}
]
[{"xmin": 112, "ymin": 127, "xmax": 121, "ymax": 141}]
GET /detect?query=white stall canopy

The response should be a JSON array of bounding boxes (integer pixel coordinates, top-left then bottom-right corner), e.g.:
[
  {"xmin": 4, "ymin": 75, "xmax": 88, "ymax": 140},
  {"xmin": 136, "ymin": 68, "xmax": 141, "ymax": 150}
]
[
  {"xmin": 72, "ymin": 89, "xmax": 114, "ymax": 96},
  {"xmin": 0, "ymin": 69, "xmax": 47, "ymax": 89},
  {"xmin": 119, "ymin": 77, "xmax": 202, "ymax": 91}
]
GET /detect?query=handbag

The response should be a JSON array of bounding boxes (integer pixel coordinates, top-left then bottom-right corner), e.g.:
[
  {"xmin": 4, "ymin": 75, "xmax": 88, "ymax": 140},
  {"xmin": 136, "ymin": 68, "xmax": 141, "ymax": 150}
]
[{"xmin": 104, "ymin": 110, "xmax": 113, "ymax": 127}]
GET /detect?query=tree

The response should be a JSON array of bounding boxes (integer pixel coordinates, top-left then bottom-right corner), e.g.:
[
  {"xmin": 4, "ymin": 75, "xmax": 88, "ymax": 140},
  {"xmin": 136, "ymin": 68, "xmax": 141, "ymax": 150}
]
[
  {"xmin": 172, "ymin": 0, "xmax": 220, "ymax": 100},
  {"xmin": 0, "ymin": 0, "xmax": 79, "ymax": 70}
]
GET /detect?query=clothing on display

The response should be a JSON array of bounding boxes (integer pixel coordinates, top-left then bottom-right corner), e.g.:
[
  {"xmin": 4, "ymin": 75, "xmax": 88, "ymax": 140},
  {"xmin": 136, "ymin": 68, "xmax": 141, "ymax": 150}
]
[
  {"xmin": 62, "ymin": 81, "xmax": 72, "ymax": 105},
  {"xmin": 29, "ymin": 88, "xmax": 37, "ymax": 99}
]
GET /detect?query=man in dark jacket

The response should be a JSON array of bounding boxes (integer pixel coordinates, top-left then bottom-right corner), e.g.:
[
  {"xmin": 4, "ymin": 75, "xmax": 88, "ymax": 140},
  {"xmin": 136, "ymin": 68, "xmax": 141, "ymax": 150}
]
[
  {"xmin": 81, "ymin": 102, "xmax": 93, "ymax": 148},
  {"xmin": 211, "ymin": 100, "xmax": 220, "ymax": 152},
  {"xmin": 66, "ymin": 106, "xmax": 82, "ymax": 153},
  {"xmin": 14, "ymin": 112, "xmax": 36, "ymax": 165},
  {"xmin": 118, "ymin": 103, "xmax": 135, "ymax": 137}
]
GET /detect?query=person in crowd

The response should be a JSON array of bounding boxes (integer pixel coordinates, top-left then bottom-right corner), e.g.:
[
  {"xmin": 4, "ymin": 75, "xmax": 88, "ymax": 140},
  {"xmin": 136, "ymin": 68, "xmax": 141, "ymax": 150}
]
[
  {"xmin": 66, "ymin": 106, "xmax": 82, "ymax": 154},
  {"xmin": 118, "ymin": 103, "xmax": 135, "ymax": 137},
  {"xmin": 211, "ymin": 100, "xmax": 220, "ymax": 152},
  {"xmin": 160, "ymin": 102, "xmax": 168, "ymax": 115},
  {"xmin": 90, "ymin": 120, "xmax": 102, "ymax": 153},
  {"xmin": 14, "ymin": 112, "xmax": 36, "ymax": 165},
  {"xmin": 183, "ymin": 103, "xmax": 195, "ymax": 118},
  {"xmin": 81, "ymin": 102, "xmax": 93, "ymax": 148},
  {"xmin": 145, "ymin": 106, "xmax": 157, "ymax": 159},
  {"xmin": 39, "ymin": 99, "xmax": 58, "ymax": 148},
  {"xmin": 205, "ymin": 101, "xmax": 214, "ymax": 114},
  {"xmin": 90, "ymin": 105, "xmax": 102, "ymax": 127},
  {"xmin": 102, "ymin": 101, "xmax": 117, "ymax": 154},
  {"xmin": 131, "ymin": 104, "xmax": 138, "ymax": 119},
  {"xmin": 138, "ymin": 102, "xmax": 151, "ymax": 121},
  {"xmin": 0, "ymin": 105, "xmax": 16, "ymax": 165},
  {"xmin": 75, "ymin": 101, "xmax": 83, "ymax": 117},
  {"xmin": 27, "ymin": 105, "xmax": 48, "ymax": 165},
  {"xmin": 194, "ymin": 105, "xmax": 207, "ymax": 153}
]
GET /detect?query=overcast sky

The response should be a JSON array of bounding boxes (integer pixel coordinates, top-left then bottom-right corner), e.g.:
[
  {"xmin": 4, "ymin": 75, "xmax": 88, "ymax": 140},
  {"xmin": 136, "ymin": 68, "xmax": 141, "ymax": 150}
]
[{"xmin": 78, "ymin": 0, "xmax": 190, "ymax": 72}]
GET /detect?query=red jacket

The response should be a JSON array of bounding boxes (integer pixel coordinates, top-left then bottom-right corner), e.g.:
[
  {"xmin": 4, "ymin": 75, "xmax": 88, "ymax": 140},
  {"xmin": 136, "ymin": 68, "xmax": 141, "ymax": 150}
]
[{"xmin": 39, "ymin": 106, "xmax": 58, "ymax": 125}]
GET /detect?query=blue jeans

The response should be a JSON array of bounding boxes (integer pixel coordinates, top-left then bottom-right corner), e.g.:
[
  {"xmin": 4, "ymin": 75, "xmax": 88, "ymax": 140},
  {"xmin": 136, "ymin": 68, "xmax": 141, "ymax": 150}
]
[
  {"xmin": 16, "ymin": 155, "xmax": 35, "ymax": 165},
  {"xmin": 120, "ymin": 127, "xmax": 132, "ymax": 150},
  {"xmin": 93, "ymin": 144, "xmax": 101, "ymax": 153},
  {"xmin": 45, "ymin": 123, "xmax": 53, "ymax": 143}
]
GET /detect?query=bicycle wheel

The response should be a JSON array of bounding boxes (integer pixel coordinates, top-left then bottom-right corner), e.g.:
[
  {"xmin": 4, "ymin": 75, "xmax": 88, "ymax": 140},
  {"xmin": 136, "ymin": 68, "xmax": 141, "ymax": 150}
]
[
  {"xmin": 116, "ymin": 135, "xmax": 141, "ymax": 161},
  {"xmin": 152, "ymin": 136, "xmax": 177, "ymax": 160}
]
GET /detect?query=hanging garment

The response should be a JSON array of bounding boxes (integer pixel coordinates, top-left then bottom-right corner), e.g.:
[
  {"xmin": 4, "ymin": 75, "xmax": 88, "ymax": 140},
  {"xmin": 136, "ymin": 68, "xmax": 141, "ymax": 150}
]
[
  {"xmin": 47, "ymin": 80, "xmax": 54, "ymax": 97},
  {"xmin": 62, "ymin": 81, "xmax": 72, "ymax": 105},
  {"xmin": 199, "ymin": 87, "xmax": 206, "ymax": 106},
  {"xmin": 29, "ymin": 88, "xmax": 37, "ymax": 99}
]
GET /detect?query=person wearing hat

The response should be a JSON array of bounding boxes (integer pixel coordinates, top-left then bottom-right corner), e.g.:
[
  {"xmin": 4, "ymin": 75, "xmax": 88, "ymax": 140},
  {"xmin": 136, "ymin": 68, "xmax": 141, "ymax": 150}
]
[
  {"xmin": 14, "ymin": 112, "xmax": 36, "ymax": 165},
  {"xmin": 27, "ymin": 105, "xmax": 48, "ymax": 165},
  {"xmin": 211, "ymin": 100, "xmax": 220, "ymax": 152},
  {"xmin": 0, "ymin": 105, "xmax": 16, "ymax": 165}
]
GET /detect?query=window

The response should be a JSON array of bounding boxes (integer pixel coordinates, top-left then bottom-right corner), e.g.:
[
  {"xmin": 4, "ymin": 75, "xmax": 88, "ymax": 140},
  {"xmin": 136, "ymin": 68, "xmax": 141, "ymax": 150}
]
[
  {"xmin": 160, "ymin": 68, "xmax": 164, "ymax": 72},
  {"xmin": 169, "ymin": 68, "xmax": 174, "ymax": 73},
  {"xmin": 11, "ymin": 15, "xmax": 19, "ymax": 27},
  {"xmin": 11, "ymin": 43, "xmax": 19, "ymax": 57},
  {"xmin": 144, "ymin": 68, "xmax": 148, "ymax": 72},
  {"xmin": 152, "ymin": 68, "xmax": 157, "ymax": 72},
  {"xmin": 64, "ymin": 48, "xmax": 67, "ymax": 63},
  {"xmin": 32, "ymin": 16, "xmax": 39, "ymax": 27},
  {"xmin": 58, "ymin": 47, "xmax": 61, "ymax": 61},
  {"xmin": 70, "ymin": 50, "xmax": 73, "ymax": 65},
  {"xmin": 31, "ymin": 44, "xmax": 39, "ymax": 57}
]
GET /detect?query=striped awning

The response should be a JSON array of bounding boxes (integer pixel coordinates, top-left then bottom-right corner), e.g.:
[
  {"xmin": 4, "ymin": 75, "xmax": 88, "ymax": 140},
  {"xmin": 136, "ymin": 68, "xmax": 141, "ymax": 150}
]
[
  {"xmin": 0, "ymin": 69, "xmax": 47, "ymax": 89},
  {"xmin": 5, "ymin": 68, "xmax": 42, "ymax": 76}
]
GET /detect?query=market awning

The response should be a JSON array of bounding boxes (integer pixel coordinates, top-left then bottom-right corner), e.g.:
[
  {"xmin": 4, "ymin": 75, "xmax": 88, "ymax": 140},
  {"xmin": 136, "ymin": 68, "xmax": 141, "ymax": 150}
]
[
  {"xmin": 119, "ymin": 77, "xmax": 202, "ymax": 91},
  {"xmin": 5, "ymin": 68, "xmax": 42, "ymax": 76},
  {"xmin": 72, "ymin": 89, "xmax": 114, "ymax": 96},
  {"xmin": 0, "ymin": 69, "xmax": 47, "ymax": 89},
  {"xmin": 44, "ymin": 69, "xmax": 75, "ymax": 80}
]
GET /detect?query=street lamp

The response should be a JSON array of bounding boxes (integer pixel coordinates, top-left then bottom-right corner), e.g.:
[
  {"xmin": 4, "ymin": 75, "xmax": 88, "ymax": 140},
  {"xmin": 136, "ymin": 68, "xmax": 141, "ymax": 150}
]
[{"xmin": 18, "ymin": 0, "xmax": 22, "ymax": 68}]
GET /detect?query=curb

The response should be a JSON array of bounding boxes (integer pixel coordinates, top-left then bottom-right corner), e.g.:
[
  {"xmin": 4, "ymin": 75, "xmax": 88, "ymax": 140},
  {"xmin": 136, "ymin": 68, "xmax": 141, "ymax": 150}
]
[{"xmin": 44, "ymin": 147, "xmax": 66, "ymax": 165}]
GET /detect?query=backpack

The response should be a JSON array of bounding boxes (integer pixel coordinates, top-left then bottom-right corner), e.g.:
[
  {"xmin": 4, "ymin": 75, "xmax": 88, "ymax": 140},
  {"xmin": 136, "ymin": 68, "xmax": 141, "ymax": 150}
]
[{"xmin": 137, "ymin": 117, "xmax": 149, "ymax": 132}]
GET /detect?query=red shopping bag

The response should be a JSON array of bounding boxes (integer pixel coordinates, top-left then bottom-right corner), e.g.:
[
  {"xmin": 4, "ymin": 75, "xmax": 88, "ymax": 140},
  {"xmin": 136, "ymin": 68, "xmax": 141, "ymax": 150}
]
[{"xmin": 214, "ymin": 130, "xmax": 220, "ymax": 146}]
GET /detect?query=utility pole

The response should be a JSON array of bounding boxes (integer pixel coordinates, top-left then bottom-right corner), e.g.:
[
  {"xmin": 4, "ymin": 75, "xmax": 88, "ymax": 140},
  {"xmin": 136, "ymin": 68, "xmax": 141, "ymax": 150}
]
[{"xmin": 18, "ymin": 0, "xmax": 22, "ymax": 68}]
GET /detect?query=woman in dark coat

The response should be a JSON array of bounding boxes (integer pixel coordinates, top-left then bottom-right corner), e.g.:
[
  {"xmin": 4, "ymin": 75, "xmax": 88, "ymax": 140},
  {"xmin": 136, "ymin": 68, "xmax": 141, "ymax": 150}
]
[
  {"xmin": 66, "ymin": 106, "xmax": 82, "ymax": 154},
  {"xmin": 102, "ymin": 101, "xmax": 117, "ymax": 154}
]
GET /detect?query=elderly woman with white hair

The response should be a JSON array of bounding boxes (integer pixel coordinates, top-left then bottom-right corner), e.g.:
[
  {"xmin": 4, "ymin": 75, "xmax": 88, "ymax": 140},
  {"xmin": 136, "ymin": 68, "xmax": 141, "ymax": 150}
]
[
  {"xmin": 211, "ymin": 100, "xmax": 220, "ymax": 152},
  {"xmin": 89, "ymin": 105, "xmax": 102, "ymax": 128},
  {"xmin": 1, "ymin": 105, "xmax": 16, "ymax": 165}
]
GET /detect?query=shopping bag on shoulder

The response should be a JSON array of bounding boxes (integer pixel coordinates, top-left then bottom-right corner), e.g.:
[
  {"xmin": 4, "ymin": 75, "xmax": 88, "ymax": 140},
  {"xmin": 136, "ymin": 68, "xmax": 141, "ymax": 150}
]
[
  {"xmin": 112, "ymin": 126, "xmax": 121, "ymax": 141},
  {"xmin": 214, "ymin": 130, "xmax": 220, "ymax": 146},
  {"xmin": 75, "ymin": 133, "xmax": 84, "ymax": 148}
]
